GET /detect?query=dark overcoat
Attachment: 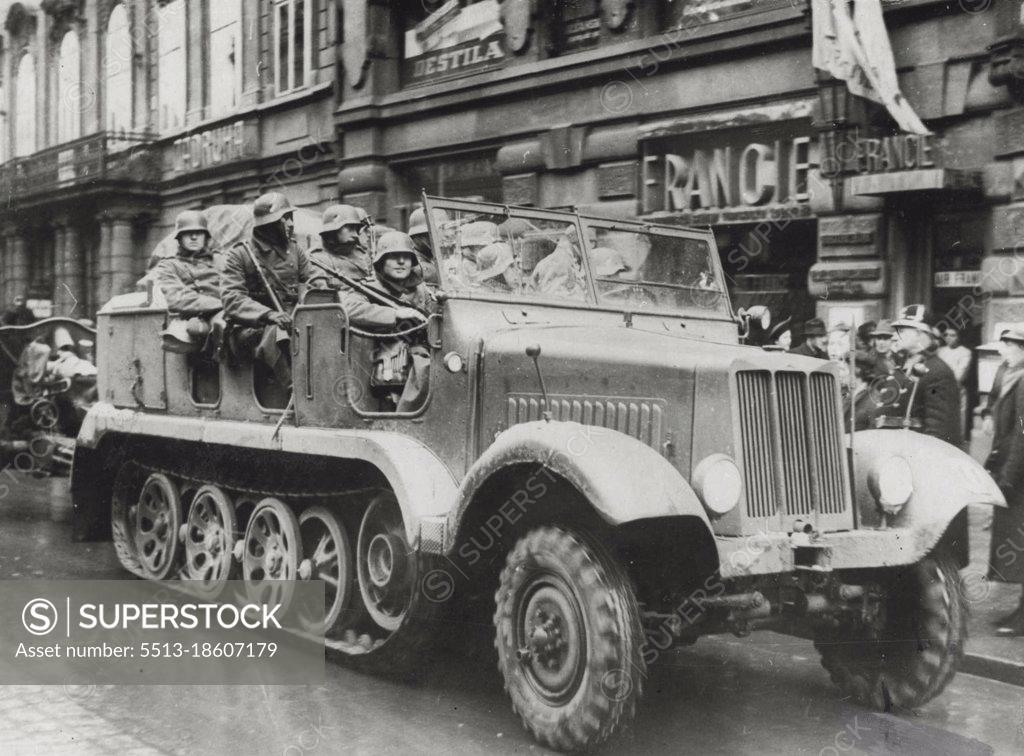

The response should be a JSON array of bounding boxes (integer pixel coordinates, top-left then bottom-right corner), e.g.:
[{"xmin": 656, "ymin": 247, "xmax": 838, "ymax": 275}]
[{"xmin": 987, "ymin": 362, "xmax": 1024, "ymax": 584}]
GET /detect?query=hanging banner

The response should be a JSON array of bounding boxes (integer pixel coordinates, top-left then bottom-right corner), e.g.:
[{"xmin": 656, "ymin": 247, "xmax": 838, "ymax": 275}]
[{"xmin": 811, "ymin": 0, "xmax": 930, "ymax": 135}]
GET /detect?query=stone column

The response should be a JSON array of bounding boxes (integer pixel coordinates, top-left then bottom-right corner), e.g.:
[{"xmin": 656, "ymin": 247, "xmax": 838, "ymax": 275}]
[
  {"xmin": 52, "ymin": 223, "xmax": 68, "ymax": 315},
  {"xmin": 0, "ymin": 232, "xmax": 9, "ymax": 306},
  {"xmin": 63, "ymin": 222, "xmax": 85, "ymax": 316},
  {"xmin": 5, "ymin": 227, "xmax": 30, "ymax": 306},
  {"xmin": 108, "ymin": 214, "xmax": 137, "ymax": 300},
  {"xmin": 97, "ymin": 216, "xmax": 113, "ymax": 306}
]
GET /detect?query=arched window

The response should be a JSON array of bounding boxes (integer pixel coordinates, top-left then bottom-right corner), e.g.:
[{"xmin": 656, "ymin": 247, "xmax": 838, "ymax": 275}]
[
  {"xmin": 158, "ymin": 0, "xmax": 186, "ymax": 132},
  {"xmin": 104, "ymin": 4, "xmax": 133, "ymax": 134},
  {"xmin": 57, "ymin": 31, "xmax": 81, "ymax": 143},
  {"xmin": 14, "ymin": 53, "xmax": 36, "ymax": 157}
]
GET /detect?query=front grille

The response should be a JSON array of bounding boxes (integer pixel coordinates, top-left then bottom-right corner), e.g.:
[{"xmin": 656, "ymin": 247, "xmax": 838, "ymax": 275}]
[{"xmin": 736, "ymin": 370, "xmax": 848, "ymax": 521}]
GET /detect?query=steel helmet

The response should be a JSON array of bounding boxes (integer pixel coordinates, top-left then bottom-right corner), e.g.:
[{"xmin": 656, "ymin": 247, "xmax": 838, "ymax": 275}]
[
  {"xmin": 320, "ymin": 204, "xmax": 364, "ymax": 235},
  {"xmin": 408, "ymin": 207, "xmax": 449, "ymax": 237},
  {"xmin": 174, "ymin": 210, "xmax": 209, "ymax": 238},
  {"xmin": 460, "ymin": 221, "xmax": 499, "ymax": 248},
  {"xmin": 373, "ymin": 231, "xmax": 420, "ymax": 267},
  {"xmin": 252, "ymin": 192, "xmax": 294, "ymax": 227}
]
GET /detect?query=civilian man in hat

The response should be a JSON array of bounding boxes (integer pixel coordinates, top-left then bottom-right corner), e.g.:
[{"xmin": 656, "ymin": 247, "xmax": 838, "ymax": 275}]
[
  {"xmin": 1, "ymin": 294, "xmax": 35, "ymax": 326},
  {"xmin": 985, "ymin": 325, "xmax": 1024, "ymax": 635},
  {"xmin": 221, "ymin": 192, "xmax": 312, "ymax": 389},
  {"xmin": 153, "ymin": 210, "xmax": 224, "ymax": 355},
  {"xmin": 790, "ymin": 318, "xmax": 828, "ymax": 359},
  {"xmin": 309, "ymin": 204, "xmax": 371, "ymax": 282},
  {"xmin": 891, "ymin": 304, "xmax": 961, "ymax": 446}
]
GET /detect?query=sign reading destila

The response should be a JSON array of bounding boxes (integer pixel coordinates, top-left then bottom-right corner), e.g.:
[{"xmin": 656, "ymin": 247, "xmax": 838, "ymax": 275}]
[
  {"xmin": 403, "ymin": 0, "xmax": 506, "ymax": 86},
  {"xmin": 641, "ymin": 121, "xmax": 815, "ymax": 224},
  {"xmin": 169, "ymin": 119, "xmax": 259, "ymax": 175}
]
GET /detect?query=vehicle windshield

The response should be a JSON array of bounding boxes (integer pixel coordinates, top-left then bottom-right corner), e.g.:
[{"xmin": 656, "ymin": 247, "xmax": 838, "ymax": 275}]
[
  {"xmin": 422, "ymin": 197, "xmax": 730, "ymax": 317},
  {"xmin": 582, "ymin": 222, "xmax": 729, "ymax": 317}
]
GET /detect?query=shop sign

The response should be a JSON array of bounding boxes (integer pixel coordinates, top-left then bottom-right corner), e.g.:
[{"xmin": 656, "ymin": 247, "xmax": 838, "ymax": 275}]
[
  {"xmin": 403, "ymin": 0, "xmax": 506, "ymax": 86},
  {"xmin": 641, "ymin": 125, "xmax": 814, "ymax": 223},
  {"xmin": 665, "ymin": 0, "xmax": 792, "ymax": 27},
  {"xmin": 810, "ymin": 267, "xmax": 881, "ymax": 283},
  {"xmin": 824, "ymin": 132, "xmax": 939, "ymax": 176},
  {"xmin": 934, "ymin": 270, "xmax": 982, "ymax": 288},
  {"xmin": 169, "ymin": 119, "xmax": 258, "ymax": 175},
  {"xmin": 560, "ymin": 1, "xmax": 601, "ymax": 54}
]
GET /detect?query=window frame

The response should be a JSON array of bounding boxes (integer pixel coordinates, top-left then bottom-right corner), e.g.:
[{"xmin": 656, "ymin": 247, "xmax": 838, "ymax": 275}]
[
  {"xmin": 157, "ymin": 0, "xmax": 187, "ymax": 134},
  {"xmin": 273, "ymin": 0, "xmax": 313, "ymax": 96},
  {"xmin": 209, "ymin": 0, "xmax": 243, "ymax": 118},
  {"xmin": 14, "ymin": 51, "xmax": 37, "ymax": 158},
  {"xmin": 56, "ymin": 30, "xmax": 82, "ymax": 144},
  {"xmin": 104, "ymin": 3, "xmax": 134, "ymax": 134}
]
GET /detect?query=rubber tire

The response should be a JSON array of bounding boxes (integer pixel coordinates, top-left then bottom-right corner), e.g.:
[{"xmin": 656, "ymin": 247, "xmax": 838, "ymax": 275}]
[
  {"xmin": 814, "ymin": 551, "xmax": 966, "ymax": 711},
  {"xmin": 494, "ymin": 526, "xmax": 644, "ymax": 753}
]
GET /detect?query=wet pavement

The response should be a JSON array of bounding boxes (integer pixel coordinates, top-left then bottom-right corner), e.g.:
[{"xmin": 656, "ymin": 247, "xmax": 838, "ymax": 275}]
[{"xmin": 1, "ymin": 474, "xmax": 1023, "ymax": 754}]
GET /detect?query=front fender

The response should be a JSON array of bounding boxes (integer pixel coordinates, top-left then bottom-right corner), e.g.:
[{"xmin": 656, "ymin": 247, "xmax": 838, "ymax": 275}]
[
  {"xmin": 851, "ymin": 429, "xmax": 1004, "ymax": 561},
  {"xmin": 450, "ymin": 420, "xmax": 711, "ymax": 549}
]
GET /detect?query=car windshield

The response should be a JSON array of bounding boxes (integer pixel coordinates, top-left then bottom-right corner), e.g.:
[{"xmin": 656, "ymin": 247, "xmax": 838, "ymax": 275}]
[
  {"xmin": 582, "ymin": 222, "xmax": 729, "ymax": 316},
  {"xmin": 422, "ymin": 198, "xmax": 730, "ymax": 317},
  {"xmin": 427, "ymin": 203, "xmax": 592, "ymax": 303}
]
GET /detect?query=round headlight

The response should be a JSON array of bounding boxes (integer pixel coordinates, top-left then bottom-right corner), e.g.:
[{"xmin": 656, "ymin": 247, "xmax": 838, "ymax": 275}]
[
  {"xmin": 693, "ymin": 454, "xmax": 743, "ymax": 515},
  {"xmin": 443, "ymin": 352, "xmax": 465, "ymax": 373},
  {"xmin": 870, "ymin": 456, "xmax": 914, "ymax": 515}
]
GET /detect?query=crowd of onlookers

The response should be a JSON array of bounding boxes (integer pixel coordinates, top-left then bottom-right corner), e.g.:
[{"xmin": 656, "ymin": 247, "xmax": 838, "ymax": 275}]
[{"xmin": 778, "ymin": 307, "xmax": 1024, "ymax": 637}]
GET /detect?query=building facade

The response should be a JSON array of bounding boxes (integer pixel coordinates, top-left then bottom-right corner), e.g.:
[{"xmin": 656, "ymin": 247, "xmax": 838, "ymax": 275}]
[
  {"xmin": 0, "ymin": 0, "xmax": 338, "ymax": 317},
  {"xmin": 335, "ymin": 0, "xmax": 1023, "ymax": 352}
]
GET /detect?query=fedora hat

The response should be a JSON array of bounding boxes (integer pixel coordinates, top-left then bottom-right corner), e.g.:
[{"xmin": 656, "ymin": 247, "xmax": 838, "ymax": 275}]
[
  {"xmin": 802, "ymin": 317, "xmax": 827, "ymax": 337},
  {"xmin": 892, "ymin": 304, "xmax": 935, "ymax": 335},
  {"xmin": 1000, "ymin": 324, "xmax": 1024, "ymax": 345}
]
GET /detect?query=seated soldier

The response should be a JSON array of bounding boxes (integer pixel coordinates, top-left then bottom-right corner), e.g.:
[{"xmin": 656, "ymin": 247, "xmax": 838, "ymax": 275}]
[
  {"xmin": 309, "ymin": 204, "xmax": 371, "ymax": 282},
  {"xmin": 154, "ymin": 211, "xmax": 224, "ymax": 355},
  {"xmin": 340, "ymin": 231, "xmax": 431, "ymax": 412},
  {"xmin": 221, "ymin": 192, "xmax": 312, "ymax": 390},
  {"xmin": 474, "ymin": 240, "xmax": 521, "ymax": 293},
  {"xmin": 447, "ymin": 221, "xmax": 499, "ymax": 287},
  {"xmin": 532, "ymin": 225, "xmax": 587, "ymax": 299},
  {"xmin": 407, "ymin": 207, "xmax": 448, "ymax": 285}
]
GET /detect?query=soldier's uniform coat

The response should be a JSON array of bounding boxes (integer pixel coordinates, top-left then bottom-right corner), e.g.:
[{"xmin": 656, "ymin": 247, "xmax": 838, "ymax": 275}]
[
  {"xmin": 153, "ymin": 249, "xmax": 222, "ymax": 315},
  {"xmin": 309, "ymin": 245, "xmax": 371, "ymax": 283},
  {"xmin": 986, "ymin": 360, "xmax": 1024, "ymax": 583},
  {"xmin": 221, "ymin": 236, "xmax": 311, "ymax": 326}
]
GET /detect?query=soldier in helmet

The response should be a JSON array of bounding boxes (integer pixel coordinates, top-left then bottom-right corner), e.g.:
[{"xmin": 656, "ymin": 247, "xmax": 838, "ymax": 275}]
[
  {"xmin": 340, "ymin": 231, "xmax": 431, "ymax": 412},
  {"xmin": 153, "ymin": 210, "xmax": 224, "ymax": 355},
  {"xmin": 310, "ymin": 204, "xmax": 371, "ymax": 282},
  {"xmin": 221, "ymin": 192, "xmax": 312, "ymax": 388},
  {"xmin": 406, "ymin": 207, "xmax": 447, "ymax": 285}
]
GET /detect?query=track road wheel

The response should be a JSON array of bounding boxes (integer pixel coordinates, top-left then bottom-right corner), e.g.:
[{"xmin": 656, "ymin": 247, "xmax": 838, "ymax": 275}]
[
  {"xmin": 134, "ymin": 473, "xmax": 182, "ymax": 581},
  {"xmin": 357, "ymin": 495, "xmax": 415, "ymax": 632},
  {"xmin": 298, "ymin": 506, "xmax": 361, "ymax": 635},
  {"xmin": 242, "ymin": 498, "xmax": 301, "ymax": 614},
  {"xmin": 494, "ymin": 526, "xmax": 644, "ymax": 753},
  {"xmin": 183, "ymin": 485, "xmax": 238, "ymax": 599},
  {"xmin": 814, "ymin": 550, "xmax": 967, "ymax": 711}
]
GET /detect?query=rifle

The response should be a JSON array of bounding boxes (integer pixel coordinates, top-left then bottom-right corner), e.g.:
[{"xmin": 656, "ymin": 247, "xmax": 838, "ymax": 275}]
[
  {"xmin": 239, "ymin": 241, "xmax": 290, "ymax": 344},
  {"xmin": 308, "ymin": 257, "xmax": 428, "ymax": 317}
]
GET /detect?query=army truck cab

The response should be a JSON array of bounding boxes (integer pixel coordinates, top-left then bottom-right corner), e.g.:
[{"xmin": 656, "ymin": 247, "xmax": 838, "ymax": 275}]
[{"xmin": 72, "ymin": 196, "xmax": 1004, "ymax": 752}]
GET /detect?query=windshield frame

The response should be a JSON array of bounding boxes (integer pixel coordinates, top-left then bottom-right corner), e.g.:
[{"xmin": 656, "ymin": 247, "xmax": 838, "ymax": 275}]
[{"xmin": 422, "ymin": 195, "xmax": 734, "ymax": 321}]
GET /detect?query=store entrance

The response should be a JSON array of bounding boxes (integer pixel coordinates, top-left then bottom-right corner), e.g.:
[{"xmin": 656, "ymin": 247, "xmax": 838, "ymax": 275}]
[{"xmin": 715, "ymin": 219, "xmax": 818, "ymax": 340}]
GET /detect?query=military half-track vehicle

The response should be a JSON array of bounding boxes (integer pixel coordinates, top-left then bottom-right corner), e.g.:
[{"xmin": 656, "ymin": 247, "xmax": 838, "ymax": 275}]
[{"xmin": 71, "ymin": 196, "xmax": 1004, "ymax": 752}]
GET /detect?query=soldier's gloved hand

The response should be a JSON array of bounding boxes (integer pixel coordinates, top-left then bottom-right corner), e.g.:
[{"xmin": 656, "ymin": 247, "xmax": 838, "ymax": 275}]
[
  {"xmin": 267, "ymin": 311, "xmax": 293, "ymax": 330},
  {"xmin": 395, "ymin": 308, "xmax": 426, "ymax": 323}
]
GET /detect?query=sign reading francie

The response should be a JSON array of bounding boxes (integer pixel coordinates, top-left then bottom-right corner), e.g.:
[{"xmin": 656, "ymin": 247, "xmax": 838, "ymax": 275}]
[
  {"xmin": 170, "ymin": 120, "xmax": 258, "ymax": 175},
  {"xmin": 641, "ymin": 126, "xmax": 814, "ymax": 224}
]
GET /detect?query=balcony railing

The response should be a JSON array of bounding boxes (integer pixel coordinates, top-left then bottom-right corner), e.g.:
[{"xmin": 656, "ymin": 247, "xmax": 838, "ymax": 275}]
[{"xmin": 0, "ymin": 131, "xmax": 158, "ymax": 200}]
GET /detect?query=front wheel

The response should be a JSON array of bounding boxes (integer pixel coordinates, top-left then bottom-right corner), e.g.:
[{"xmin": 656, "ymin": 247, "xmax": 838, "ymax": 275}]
[
  {"xmin": 494, "ymin": 526, "xmax": 644, "ymax": 753},
  {"xmin": 814, "ymin": 551, "xmax": 966, "ymax": 711}
]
